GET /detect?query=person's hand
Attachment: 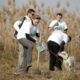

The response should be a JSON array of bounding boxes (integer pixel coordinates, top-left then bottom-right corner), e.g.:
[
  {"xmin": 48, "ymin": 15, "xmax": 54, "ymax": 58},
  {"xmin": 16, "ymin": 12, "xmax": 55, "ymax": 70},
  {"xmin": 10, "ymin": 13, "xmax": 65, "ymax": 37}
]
[
  {"xmin": 54, "ymin": 21, "xmax": 59, "ymax": 27},
  {"xmin": 68, "ymin": 36, "xmax": 71, "ymax": 42},
  {"xmin": 35, "ymin": 41, "xmax": 39, "ymax": 44}
]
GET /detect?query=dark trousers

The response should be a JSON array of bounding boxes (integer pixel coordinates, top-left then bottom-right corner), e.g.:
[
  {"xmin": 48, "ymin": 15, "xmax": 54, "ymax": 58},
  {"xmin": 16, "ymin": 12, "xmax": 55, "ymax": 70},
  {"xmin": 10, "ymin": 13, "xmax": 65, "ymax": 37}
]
[{"xmin": 47, "ymin": 41, "xmax": 63, "ymax": 71}]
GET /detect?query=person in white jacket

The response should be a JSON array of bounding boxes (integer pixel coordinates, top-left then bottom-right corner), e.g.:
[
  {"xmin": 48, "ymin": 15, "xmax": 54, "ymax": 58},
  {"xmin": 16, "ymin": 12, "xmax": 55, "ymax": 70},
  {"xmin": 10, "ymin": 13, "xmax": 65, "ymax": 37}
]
[
  {"xmin": 13, "ymin": 9, "xmax": 35, "ymax": 74},
  {"xmin": 15, "ymin": 15, "xmax": 41, "ymax": 74},
  {"xmin": 48, "ymin": 13, "xmax": 68, "ymax": 34},
  {"xmin": 47, "ymin": 29, "xmax": 71, "ymax": 71},
  {"xmin": 14, "ymin": 9, "xmax": 35, "ymax": 37}
]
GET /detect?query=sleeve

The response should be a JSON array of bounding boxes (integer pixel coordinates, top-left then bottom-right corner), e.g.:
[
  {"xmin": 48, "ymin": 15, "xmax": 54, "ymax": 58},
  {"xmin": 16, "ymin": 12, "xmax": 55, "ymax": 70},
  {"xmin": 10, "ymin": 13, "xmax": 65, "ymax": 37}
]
[
  {"xmin": 63, "ymin": 22, "xmax": 68, "ymax": 30},
  {"xmin": 26, "ymin": 33, "xmax": 36, "ymax": 43},
  {"xmin": 49, "ymin": 20, "xmax": 58, "ymax": 28},
  {"xmin": 13, "ymin": 20, "xmax": 21, "ymax": 32},
  {"xmin": 59, "ymin": 33, "xmax": 68, "ymax": 52},
  {"xmin": 36, "ymin": 26, "xmax": 40, "ymax": 37},
  {"xmin": 63, "ymin": 34, "xmax": 69, "ymax": 43},
  {"xmin": 36, "ymin": 33, "xmax": 40, "ymax": 37},
  {"xmin": 59, "ymin": 41, "xmax": 65, "ymax": 52}
]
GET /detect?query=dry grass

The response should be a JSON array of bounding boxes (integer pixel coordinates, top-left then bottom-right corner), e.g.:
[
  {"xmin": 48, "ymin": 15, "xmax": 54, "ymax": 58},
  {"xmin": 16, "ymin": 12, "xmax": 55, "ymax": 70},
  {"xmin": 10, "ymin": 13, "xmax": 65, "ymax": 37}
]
[{"xmin": 0, "ymin": 0, "xmax": 80, "ymax": 80}]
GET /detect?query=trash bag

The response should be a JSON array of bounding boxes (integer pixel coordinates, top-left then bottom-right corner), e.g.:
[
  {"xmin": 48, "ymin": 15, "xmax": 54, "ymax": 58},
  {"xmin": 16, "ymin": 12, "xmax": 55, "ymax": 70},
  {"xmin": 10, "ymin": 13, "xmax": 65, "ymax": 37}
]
[{"xmin": 36, "ymin": 42, "xmax": 47, "ymax": 53}]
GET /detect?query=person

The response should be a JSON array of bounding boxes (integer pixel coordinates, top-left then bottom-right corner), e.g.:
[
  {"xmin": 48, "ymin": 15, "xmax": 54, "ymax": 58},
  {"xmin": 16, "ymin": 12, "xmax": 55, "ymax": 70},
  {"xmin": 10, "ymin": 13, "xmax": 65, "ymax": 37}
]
[
  {"xmin": 13, "ymin": 9, "xmax": 35, "ymax": 73},
  {"xmin": 14, "ymin": 8, "xmax": 35, "ymax": 37},
  {"xmin": 47, "ymin": 29, "xmax": 71, "ymax": 71},
  {"xmin": 48, "ymin": 13, "xmax": 68, "ymax": 33},
  {"xmin": 16, "ymin": 14, "xmax": 41, "ymax": 74}
]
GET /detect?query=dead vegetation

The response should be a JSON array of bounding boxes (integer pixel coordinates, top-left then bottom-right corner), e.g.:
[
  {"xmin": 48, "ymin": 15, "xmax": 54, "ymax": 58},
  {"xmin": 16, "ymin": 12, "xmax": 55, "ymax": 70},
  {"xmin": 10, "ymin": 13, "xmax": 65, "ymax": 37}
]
[{"xmin": 0, "ymin": 0, "xmax": 80, "ymax": 80}]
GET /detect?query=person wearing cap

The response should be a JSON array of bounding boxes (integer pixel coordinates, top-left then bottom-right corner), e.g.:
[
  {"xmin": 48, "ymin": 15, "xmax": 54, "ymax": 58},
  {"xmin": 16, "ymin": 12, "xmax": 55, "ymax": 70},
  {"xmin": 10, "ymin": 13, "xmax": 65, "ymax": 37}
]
[
  {"xmin": 47, "ymin": 29, "xmax": 71, "ymax": 71},
  {"xmin": 16, "ymin": 14, "xmax": 41, "ymax": 74},
  {"xmin": 48, "ymin": 13, "xmax": 68, "ymax": 33}
]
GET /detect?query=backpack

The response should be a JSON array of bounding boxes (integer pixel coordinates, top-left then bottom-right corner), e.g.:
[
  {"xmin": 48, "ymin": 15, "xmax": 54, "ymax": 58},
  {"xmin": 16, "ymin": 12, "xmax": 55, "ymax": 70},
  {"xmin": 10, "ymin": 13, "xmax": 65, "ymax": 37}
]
[{"xmin": 14, "ymin": 17, "xmax": 26, "ymax": 37}]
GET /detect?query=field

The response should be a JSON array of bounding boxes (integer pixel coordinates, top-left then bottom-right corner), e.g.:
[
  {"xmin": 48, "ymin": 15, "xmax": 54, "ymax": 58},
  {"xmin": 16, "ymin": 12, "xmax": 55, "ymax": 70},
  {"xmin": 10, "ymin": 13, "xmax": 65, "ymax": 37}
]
[{"xmin": 0, "ymin": 0, "xmax": 80, "ymax": 80}]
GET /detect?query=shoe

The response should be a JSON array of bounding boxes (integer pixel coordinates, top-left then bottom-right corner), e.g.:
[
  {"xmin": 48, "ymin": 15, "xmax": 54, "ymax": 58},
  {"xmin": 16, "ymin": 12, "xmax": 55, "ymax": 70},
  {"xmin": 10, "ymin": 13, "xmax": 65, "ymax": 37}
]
[
  {"xmin": 32, "ymin": 68, "xmax": 41, "ymax": 75},
  {"xmin": 26, "ymin": 65, "xmax": 32, "ymax": 72},
  {"xmin": 55, "ymin": 61, "xmax": 62, "ymax": 71},
  {"xmin": 13, "ymin": 70, "xmax": 26, "ymax": 75},
  {"xmin": 49, "ymin": 67, "xmax": 55, "ymax": 71},
  {"xmin": 54, "ymin": 66, "xmax": 62, "ymax": 71},
  {"xmin": 27, "ymin": 68, "xmax": 41, "ymax": 75}
]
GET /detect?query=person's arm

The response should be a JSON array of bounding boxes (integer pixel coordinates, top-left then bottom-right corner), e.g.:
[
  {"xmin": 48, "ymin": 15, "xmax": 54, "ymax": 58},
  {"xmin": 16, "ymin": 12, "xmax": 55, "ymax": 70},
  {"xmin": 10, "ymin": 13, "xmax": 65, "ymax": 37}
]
[
  {"xmin": 35, "ymin": 33, "xmax": 40, "ymax": 37},
  {"xmin": 48, "ymin": 27, "xmax": 54, "ymax": 32},
  {"xmin": 59, "ymin": 41, "xmax": 65, "ymax": 52},
  {"xmin": 24, "ymin": 21, "xmax": 36, "ymax": 43},
  {"xmin": 14, "ymin": 20, "xmax": 22, "ymax": 32},
  {"xmin": 48, "ymin": 20, "xmax": 58, "ymax": 32},
  {"xmin": 13, "ymin": 20, "xmax": 22, "ymax": 37},
  {"xmin": 63, "ymin": 22, "xmax": 68, "ymax": 30},
  {"xmin": 26, "ymin": 33, "xmax": 36, "ymax": 43},
  {"xmin": 59, "ymin": 35, "xmax": 71, "ymax": 52},
  {"xmin": 36, "ymin": 27, "xmax": 40, "ymax": 37},
  {"xmin": 59, "ymin": 33, "xmax": 69, "ymax": 52}
]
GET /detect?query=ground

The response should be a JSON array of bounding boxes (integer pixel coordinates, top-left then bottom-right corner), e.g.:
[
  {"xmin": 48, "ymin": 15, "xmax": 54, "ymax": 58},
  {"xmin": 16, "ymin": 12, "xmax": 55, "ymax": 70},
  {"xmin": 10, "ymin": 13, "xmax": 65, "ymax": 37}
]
[{"xmin": 0, "ymin": 51, "xmax": 80, "ymax": 80}]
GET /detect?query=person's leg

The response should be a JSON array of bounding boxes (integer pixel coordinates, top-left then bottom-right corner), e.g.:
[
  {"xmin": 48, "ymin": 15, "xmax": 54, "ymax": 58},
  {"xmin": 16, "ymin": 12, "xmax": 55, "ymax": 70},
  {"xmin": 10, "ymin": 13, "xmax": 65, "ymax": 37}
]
[
  {"xmin": 18, "ymin": 38, "xmax": 33, "ymax": 72},
  {"xmin": 23, "ymin": 45, "xmax": 33, "ymax": 72},
  {"xmin": 18, "ymin": 44, "xmax": 25, "ymax": 72},
  {"xmin": 55, "ymin": 56, "xmax": 63, "ymax": 70},
  {"xmin": 50, "ymin": 42, "xmax": 62, "ymax": 70},
  {"xmin": 47, "ymin": 41, "xmax": 61, "ymax": 71},
  {"xmin": 47, "ymin": 41, "xmax": 58, "ymax": 71},
  {"xmin": 49, "ymin": 51, "xmax": 56, "ymax": 71}
]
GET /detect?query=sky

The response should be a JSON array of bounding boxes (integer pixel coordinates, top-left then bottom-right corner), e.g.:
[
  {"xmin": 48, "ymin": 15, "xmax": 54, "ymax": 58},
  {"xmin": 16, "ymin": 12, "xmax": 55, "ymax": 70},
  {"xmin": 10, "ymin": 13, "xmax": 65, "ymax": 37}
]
[{"xmin": 0, "ymin": 0, "xmax": 80, "ymax": 12}]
